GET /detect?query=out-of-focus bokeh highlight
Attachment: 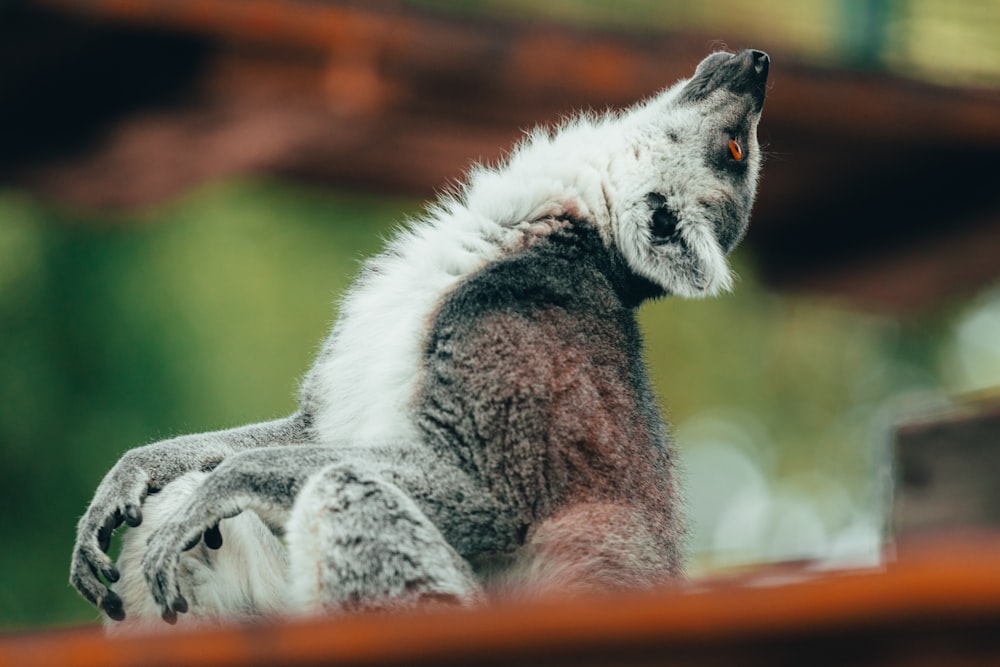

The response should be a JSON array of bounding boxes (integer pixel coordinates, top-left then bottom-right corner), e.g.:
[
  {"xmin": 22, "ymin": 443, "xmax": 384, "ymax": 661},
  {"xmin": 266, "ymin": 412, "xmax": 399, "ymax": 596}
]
[{"xmin": 1, "ymin": 0, "xmax": 998, "ymax": 630}]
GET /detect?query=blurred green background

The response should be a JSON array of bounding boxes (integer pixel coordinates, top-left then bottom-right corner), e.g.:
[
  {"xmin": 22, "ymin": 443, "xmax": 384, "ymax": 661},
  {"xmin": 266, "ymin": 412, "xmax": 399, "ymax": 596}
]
[
  {"xmin": 2, "ymin": 0, "xmax": 999, "ymax": 632},
  {"xmin": 428, "ymin": 0, "xmax": 1000, "ymax": 85}
]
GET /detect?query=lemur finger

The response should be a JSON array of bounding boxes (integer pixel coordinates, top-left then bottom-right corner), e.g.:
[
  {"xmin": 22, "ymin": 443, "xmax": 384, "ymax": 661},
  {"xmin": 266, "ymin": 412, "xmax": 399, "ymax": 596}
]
[
  {"xmin": 97, "ymin": 509, "xmax": 123, "ymax": 553},
  {"xmin": 74, "ymin": 581, "xmax": 98, "ymax": 607},
  {"xmin": 72, "ymin": 543, "xmax": 116, "ymax": 603},
  {"xmin": 83, "ymin": 541, "xmax": 115, "ymax": 574},
  {"xmin": 70, "ymin": 559, "xmax": 103, "ymax": 607},
  {"xmin": 204, "ymin": 523, "xmax": 223, "ymax": 550},
  {"xmin": 147, "ymin": 552, "xmax": 184, "ymax": 621},
  {"xmin": 150, "ymin": 579, "xmax": 171, "ymax": 616},
  {"xmin": 172, "ymin": 595, "xmax": 188, "ymax": 614}
]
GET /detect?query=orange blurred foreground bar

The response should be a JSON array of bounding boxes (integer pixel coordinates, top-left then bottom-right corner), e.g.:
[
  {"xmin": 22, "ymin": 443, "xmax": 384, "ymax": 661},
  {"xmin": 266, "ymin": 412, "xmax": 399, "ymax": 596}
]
[{"xmin": 5, "ymin": 540, "xmax": 1000, "ymax": 667}]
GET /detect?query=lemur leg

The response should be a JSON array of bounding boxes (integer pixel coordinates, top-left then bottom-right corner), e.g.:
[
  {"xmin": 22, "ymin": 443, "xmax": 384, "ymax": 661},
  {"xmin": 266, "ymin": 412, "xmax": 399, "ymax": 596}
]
[
  {"xmin": 508, "ymin": 503, "xmax": 681, "ymax": 599},
  {"xmin": 285, "ymin": 463, "xmax": 481, "ymax": 614},
  {"xmin": 109, "ymin": 471, "xmax": 288, "ymax": 633},
  {"xmin": 139, "ymin": 445, "xmax": 503, "ymax": 623},
  {"xmin": 139, "ymin": 445, "xmax": 361, "ymax": 623}
]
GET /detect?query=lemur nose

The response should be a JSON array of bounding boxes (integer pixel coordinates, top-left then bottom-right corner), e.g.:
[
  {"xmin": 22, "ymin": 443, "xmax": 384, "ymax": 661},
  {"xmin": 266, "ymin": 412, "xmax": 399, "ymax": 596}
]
[{"xmin": 750, "ymin": 50, "xmax": 770, "ymax": 79}]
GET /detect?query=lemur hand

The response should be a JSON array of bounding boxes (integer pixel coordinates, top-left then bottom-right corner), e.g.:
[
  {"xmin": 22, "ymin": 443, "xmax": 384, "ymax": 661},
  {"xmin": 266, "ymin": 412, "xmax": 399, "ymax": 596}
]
[
  {"xmin": 69, "ymin": 450, "xmax": 150, "ymax": 621},
  {"xmin": 140, "ymin": 511, "xmax": 221, "ymax": 624},
  {"xmin": 70, "ymin": 441, "xmax": 226, "ymax": 621}
]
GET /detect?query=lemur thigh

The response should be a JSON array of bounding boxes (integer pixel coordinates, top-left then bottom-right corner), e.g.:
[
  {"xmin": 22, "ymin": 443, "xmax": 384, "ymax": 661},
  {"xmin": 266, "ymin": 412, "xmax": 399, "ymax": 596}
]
[
  {"xmin": 512, "ymin": 503, "xmax": 680, "ymax": 596},
  {"xmin": 286, "ymin": 463, "xmax": 480, "ymax": 613},
  {"xmin": 139, "ymin": 444, "xmax": 514, "ymax": 621}
]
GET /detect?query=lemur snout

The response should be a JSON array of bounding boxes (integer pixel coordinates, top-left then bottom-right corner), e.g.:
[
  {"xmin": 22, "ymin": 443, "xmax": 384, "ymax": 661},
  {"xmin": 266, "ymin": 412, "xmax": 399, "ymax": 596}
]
[
  {"xmin": 744, "ymin": 49, "xmax": 770, "ymax": 110},
  {"xmin": 749, "ymin": 49, "xmax": 770, "ymax": 77},
  {"xmin": 679, "ymin": 48, "xmax": 770, "ymax": 111}
]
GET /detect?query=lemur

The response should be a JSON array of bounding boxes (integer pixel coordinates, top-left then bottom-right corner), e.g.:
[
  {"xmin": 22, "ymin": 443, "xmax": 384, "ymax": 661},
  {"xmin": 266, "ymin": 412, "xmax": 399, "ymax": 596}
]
[{"xmin": 70, "ymin": 49, "xmax": 769, "ymax": 630}]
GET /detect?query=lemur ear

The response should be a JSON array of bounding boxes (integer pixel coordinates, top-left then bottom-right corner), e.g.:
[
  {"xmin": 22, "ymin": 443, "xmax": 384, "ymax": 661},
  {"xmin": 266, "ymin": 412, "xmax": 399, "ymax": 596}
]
[{"xmin": 646, "ymin": 193, "xmax": 681, "ymax": 245}]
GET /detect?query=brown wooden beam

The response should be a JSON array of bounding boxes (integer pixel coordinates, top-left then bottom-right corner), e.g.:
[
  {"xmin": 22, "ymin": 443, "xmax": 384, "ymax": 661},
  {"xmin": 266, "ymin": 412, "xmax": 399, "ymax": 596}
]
[
  {"xmin": 896, "ymin": 393, "xmax": 1000, "ymax": 537},
  {"xmin": 7, "ymin": 540, "xmax": 1000, "ymax": 666},
  {"xmin": 8, "ymin": 0, "xmax": 1000, "ymax": 310}
]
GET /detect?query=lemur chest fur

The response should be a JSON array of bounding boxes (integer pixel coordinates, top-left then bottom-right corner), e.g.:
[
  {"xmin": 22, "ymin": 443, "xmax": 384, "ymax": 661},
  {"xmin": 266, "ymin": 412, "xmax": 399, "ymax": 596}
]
[{"xmin": 415, "ymin": 222, "xmax": 675, "ymax": 529}]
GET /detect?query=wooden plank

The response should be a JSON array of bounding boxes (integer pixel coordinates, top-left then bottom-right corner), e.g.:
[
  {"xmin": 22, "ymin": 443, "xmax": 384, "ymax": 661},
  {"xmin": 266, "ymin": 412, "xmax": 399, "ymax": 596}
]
[
  {"xmin": 896, "ymin": 394, "xmax": 1000, "ymax": 536},
  {"xmin": 5, "ymin": 541, "xmax": 1000, "ymax": 666},
  {"xmin": 7, "ymin": 1, "xmax": 1000, "ymax": 310}
]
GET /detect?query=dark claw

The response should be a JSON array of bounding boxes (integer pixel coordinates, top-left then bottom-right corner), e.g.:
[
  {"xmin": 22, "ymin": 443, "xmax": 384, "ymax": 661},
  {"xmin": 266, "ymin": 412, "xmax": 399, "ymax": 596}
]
[
  {"xmin": 173, "ymin": 595, "xmax": 188, "ymax": 614},
  {"xmin": 204, "ymin": 523, "xmax": 223, "ymax": 550},
  {"xmin": 98, "ymin": 511, "xmax": 123, "ymax": 553},
  {"xmin": 101, "ymin": 563, "xmax": 120, "ymax": 584},
  {"xmin": 182, "ymin": 533, "xmax": 202, "ymax": 551},
  {"xmin": 124, "ymin": 505, "xmax": 143, "ymax": 527},
  {"xmin": 102, "ymin": 591, "xmax": 125, "ymax": 621},
  {"xmin": 162, "ymin": 608, "xmax": 178, "ymax": 625},
  {"xmin": 97, "ymin": 528, "xmax": 112, "ymax": 554}
]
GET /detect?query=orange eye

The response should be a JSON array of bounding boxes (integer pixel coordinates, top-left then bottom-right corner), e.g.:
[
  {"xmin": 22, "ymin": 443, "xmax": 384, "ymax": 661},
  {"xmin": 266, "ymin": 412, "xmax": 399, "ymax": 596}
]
[{"xmin": 728, "ymin": 138, "xmax": 743, "ymax": 161}]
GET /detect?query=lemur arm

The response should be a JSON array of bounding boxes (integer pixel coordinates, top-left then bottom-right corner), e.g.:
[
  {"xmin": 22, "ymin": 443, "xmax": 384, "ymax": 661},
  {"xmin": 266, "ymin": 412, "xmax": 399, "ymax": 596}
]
[
  {"xmin": 138, "ymin": 444, "xmax": 345, "ymax": 622},
  {"xmin": 70, "ymin": 411, "xmax": 311, "ymax": 620},
  {"xmin": 136, "ymin": 443, "xmax": 503, "ymax": 622}
]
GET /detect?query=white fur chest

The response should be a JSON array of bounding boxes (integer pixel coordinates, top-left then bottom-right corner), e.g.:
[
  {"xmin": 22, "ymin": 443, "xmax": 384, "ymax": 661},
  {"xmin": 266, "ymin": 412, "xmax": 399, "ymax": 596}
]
[
  {"xmin": 304, "ymin": 123, "xmax": 628, "ymax": 447},
  {"xmin": 305, "ymin": 207, "xmax": 518, "ymax": 445}
]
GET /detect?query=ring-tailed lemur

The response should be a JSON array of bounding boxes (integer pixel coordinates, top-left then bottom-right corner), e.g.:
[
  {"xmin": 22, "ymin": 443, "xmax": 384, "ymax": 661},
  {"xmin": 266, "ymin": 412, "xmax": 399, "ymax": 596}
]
[{"xmin": 70, "ymin": 49, "xmax": 769, "ymax": 630}]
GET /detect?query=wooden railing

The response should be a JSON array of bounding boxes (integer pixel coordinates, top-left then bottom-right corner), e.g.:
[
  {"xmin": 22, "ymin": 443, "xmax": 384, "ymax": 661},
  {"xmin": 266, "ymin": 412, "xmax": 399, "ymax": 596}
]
[
  {"xmin": 13, "ymin": 0, "xmax": 1000, "ymax": 310},
  {"xmin": 4, "ymin": 537, "xmax": 1000, "ymax": 666}
]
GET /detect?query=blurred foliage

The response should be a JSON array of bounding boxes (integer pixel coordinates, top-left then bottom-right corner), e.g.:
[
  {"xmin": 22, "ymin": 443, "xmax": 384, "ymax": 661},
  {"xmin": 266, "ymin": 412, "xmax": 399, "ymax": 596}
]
[
  {"xmin": 0, "ymin": 177, "xmax": 979, "ymax": 630},
  {"xmin": 0, "ymin": 181, "xmax": 417, "ymax": 629},
  {"xmin": 415, "ymin": 0, "xmax": 1000, "ymax": 86}
]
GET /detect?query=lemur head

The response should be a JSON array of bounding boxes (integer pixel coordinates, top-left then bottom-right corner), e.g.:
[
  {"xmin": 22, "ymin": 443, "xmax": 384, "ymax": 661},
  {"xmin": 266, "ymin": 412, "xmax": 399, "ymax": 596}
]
[
  {"xmin": 609, "ymin": 49, "xmax": 769, "ymax": 298},
  {"xmin": 460, "ymin": 49, "xmax": 768, "ymax": 298}
]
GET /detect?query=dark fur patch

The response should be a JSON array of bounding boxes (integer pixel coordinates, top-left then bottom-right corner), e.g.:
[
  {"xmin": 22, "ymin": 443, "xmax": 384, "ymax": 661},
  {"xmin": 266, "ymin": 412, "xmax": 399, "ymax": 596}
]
[
  {"xmin": 701, "ymin": 195, "xmax": 747, "ymax": 254},
  {"xmin": 414, "ymin": 222, "xmax": 681, "ymax": 568}
]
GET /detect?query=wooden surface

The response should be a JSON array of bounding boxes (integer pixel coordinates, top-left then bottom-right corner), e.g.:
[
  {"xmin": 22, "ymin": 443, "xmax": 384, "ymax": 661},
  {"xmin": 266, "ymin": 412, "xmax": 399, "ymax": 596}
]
[
  {"xmin": 5, "ymin": 0, "xmax": 1000, "ymax": 310},
  {"xmin": 4, "ymin": 540, "xmax": 1000, "ymax": 666},
  {"xmin": 896, "ymin": 393, "xmax": 1000, "ymax": 536}
]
